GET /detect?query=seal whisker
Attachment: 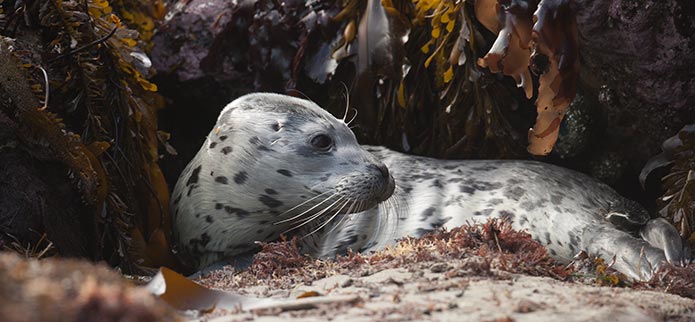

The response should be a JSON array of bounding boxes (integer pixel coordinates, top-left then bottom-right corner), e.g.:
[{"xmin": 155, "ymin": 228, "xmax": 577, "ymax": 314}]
[
  {"xmin": 286, "ymin": 88, "xmax": 312, "ymax": 101},
  {"xmin": 274, "ymin": 190, "xmax": 335, "ymax": 225},
  {"xmin": 378, "ymin": 196, "xmax": 399, "ymax": 240},
  {"xmin": 304, "ymin": 198, "xmax": 351, "ymax": 237},
  {"xmin": 283, "ymin": 190, "xmax": 333, "ymax": 215},
  {"xmin": 306, "ymin": 195, "xmax": 350, "ymax": 224},
  {"xmin": 293, "ymin": 196, "xmax": 342, "ymax": 227},
  {"xmin": 385, "ymin": 198, "xmax": 398, "ymax": 229},
  {"xmin": 375, "ymin": 190, "xmax": 399, "ymax": 240},
  {"xmin": 340, "ymin": 82, "xmax": 351, "ymax": 123},
  {"xmin": 326, "ymin": 198, "xmax": 362, "ymax": 236},
  {"xmin": 286, "ymin": 196, "xmax": 345, "ymax": 234},
  {"xmin": 346, "ymin": 108, "xmax": 359, "ymax": 126},
  {"xmin": 391, "ymin": 185, "xmax": 409, "ymax": 221},
  {"xmin": 327, "ymin": 204, "xmax": 353, "ymax": 235},
  {"xmin": 374, "ymin": 201, "xmax": 386, "ymax": 239},
  {"xmin": 389, "ymin": 200, "xmax": 399, "ymax": 237}
]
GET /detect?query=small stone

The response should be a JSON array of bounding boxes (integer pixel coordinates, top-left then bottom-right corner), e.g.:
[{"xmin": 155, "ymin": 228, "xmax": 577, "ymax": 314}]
[
  {"xmin": 430, "ymin": 262, "xmax": 449, "ymax": 273},
  {"xmin": 340, "ymin": 278, "xmax": 354, "ymax": 288},
  {"xmin": 514, "ymin": 299, "xmax": 543, "ymax": 313}
]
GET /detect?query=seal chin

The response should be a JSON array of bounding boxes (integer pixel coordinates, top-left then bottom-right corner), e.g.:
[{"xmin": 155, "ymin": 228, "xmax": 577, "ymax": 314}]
[{"xmin": 378, "ymin": 176, "xmax": 396, "ymax": 203}]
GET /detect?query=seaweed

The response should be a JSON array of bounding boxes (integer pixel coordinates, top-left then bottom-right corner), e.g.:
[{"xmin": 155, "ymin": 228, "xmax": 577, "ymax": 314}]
[
  {"xmin": 316, "ymin": 0, "xmax": 532, "ymax": 157},
  {"xmin": 641, "ymin": 124, "xmax": 695, "ymax": 245},
  {"xmin": 108, "ymin": 0, "xmax": 165, "ymax": 49},
  {"xmin": 475, "ymin": 0, "xmax": 579, "ymax": 155},
  {"xmin": 311, "ymin": 0, "xmax": 579, "ymax": 156},
  {"xmin": 0, "ymin": 40, "xmax": 108, "ymax": 208},
  {"xmin": 206, "ymin": 219, "xmax": 571, "ymax": 291},
  {"xmin": 0, "ymin": 0, "xmax": 173, "ymax": 272}
]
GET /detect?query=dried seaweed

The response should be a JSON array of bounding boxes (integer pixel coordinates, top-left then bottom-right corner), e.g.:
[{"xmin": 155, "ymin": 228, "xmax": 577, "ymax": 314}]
[
  {"xmin": 406, "ymin": 219, "xmax": 571, "ymax": 279},
  {"xmin": 247, "ymin": 237, "xmax": 313, "ymax": 281},
  {"xmin": 221, "ymin": 220, "xmax": 571, "ymax": 290},
  {"xmin": 205, "ymin": 220, "xmax": 695, "ymax": 299},
  {"xmin": 633, "ymin": 264, "xmax": 695, "ymax": 299}
]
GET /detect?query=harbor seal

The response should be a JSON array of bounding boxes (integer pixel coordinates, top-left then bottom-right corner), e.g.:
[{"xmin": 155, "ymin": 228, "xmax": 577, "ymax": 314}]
[{"xmin": 171, "ymin": 93, "xmax": 690, "ymax": 280}]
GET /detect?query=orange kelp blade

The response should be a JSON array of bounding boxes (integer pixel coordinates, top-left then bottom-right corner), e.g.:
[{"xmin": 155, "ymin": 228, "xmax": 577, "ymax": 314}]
[
  {"xmin": 146, "ymin": 267, "xmax": 277, "ymax": 312},
  {"xmin": 146, "ymin": 267, "xmax": 361, "ymax": 314}
]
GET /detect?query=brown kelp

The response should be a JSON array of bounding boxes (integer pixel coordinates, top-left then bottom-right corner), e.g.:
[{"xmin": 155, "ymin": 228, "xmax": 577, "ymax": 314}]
[
  {"xmin": 0, "ymin": 0, "xmax": 173, "ymax": 272},
  {"xmin": 641, "ymin": 125, "xmax": 695, "ymax": 248}
]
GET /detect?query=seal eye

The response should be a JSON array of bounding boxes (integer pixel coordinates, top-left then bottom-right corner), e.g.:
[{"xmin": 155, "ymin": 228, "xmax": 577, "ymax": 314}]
[{"xmin": 310, "ymin": 134, "xmax": 333, "ymax": 151}]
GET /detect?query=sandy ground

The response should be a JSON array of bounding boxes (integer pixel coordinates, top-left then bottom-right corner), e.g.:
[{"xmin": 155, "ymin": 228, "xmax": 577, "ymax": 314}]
[
  {"xmin": 188, "ymin": 223, "xmax": 695, "ymax": 322},
  {"xmin": 194, "ymin": 263, "xmax": 694, "ymax": 322}
]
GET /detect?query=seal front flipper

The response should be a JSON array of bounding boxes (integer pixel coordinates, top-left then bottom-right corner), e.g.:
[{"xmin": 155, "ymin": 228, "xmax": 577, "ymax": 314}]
[
  {"xmin": 602, "ymin": 199, "xmax": 690, "ymax": 268},
  {"xmin": 640, "ymin": 218, "xmax": 690, "ymax": 267},
  {"xmin": 580, "ymin": 225, "xmax": 666, "ymax": 281}
]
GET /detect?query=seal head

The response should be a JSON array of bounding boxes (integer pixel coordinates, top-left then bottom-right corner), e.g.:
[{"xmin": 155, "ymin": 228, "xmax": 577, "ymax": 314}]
[{"xmin": 171, "ymin": 93, "xmax": 395, "ymax": 269}]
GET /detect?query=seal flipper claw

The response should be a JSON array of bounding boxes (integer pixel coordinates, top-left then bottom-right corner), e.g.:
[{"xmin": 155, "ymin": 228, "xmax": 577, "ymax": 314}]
[
  {"xmin": 604, "ymin": 199, "xmax": 650, "ymax": 231},
  {"xmin": 640, "ymin": 217, "xmax": 687, "ymax": 266},
  {"xmin": 683, "ymin": 243, "xmax": 692, "ymax": 267}
]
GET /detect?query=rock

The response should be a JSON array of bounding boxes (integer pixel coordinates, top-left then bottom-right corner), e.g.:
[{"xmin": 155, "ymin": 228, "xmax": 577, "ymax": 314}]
[{"xmin": 575, "ymin": 0, "xmax": 695, "ymax": 192}]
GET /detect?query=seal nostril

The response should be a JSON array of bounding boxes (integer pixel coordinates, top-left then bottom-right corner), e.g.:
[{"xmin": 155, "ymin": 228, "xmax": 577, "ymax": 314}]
[{"xmin": 377, "ymin": 163, "xmax": 390, "ymax": 179}]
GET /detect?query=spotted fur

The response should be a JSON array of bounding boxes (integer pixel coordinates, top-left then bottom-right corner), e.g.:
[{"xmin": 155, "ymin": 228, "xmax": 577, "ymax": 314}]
[{"xmin": 171, "ymin": 93, "xmax": 689, "ymax": 280}]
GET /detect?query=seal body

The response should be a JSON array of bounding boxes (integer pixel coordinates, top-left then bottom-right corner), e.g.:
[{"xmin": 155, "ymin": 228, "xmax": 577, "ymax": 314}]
[{"xmin": 171, "ymin": 93, "xmax": 688, "ymax": 280}]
